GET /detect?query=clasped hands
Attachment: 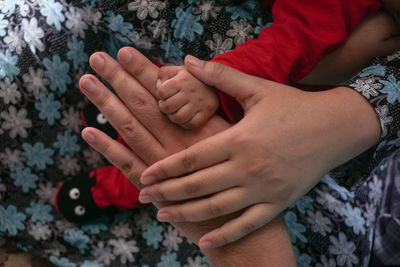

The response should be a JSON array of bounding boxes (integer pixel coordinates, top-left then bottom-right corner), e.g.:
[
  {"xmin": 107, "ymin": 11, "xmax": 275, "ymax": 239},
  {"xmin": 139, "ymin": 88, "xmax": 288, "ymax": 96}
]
[{"xmin": 79, "ymin": 47, "xmax": 380, "ymax": 251}]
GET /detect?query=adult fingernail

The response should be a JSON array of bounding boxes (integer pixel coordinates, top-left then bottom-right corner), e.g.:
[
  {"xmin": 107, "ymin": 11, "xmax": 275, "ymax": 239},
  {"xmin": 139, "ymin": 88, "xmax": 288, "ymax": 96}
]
[
  {"xmin": 82, "ymin": 131, "xmax": 95, "ymax": 143},
  {"xmin": 185, "ymin": 55, "xmax": 205, "ymax": 68},
  {"xmin": 200, "ymin": 240, "xmax": 213, "ymax": 249},
  {"xmin": 91, "ymin": 55, "xmax": 104, "ymax": 70},
  {"xmin": 141, "ymin": 175, "xmax": 157, "ymax": 184},
  {"xmin": 158, "ymin": 212, "xmax": 172, "ymax": 222},
  {"xmin": 81, "ymin": 78, "xmax": 96, "ymax": 92},
  {"xmin": 119, "ymin": 49, "xmax": 132, "ymax": 64},
  {"xmin": 139, "ymin": 191, "xmax": 152, "ymax": 203}
]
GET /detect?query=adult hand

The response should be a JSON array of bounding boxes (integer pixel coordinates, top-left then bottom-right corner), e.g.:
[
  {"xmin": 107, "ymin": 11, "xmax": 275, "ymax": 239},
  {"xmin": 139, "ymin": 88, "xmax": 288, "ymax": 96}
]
[
  {"xmin": 139, "ymin": 55, "xmax": 381, "ymax": 249},
  {"xmin": 79, "ymin": 47, "xmax": 296, "ymax": 266}
]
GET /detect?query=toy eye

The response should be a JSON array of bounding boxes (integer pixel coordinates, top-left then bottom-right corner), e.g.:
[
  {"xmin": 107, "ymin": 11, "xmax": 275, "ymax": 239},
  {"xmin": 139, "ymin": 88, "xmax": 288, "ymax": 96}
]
[
  {"xmin": 96, "ymin": 113, "xmax": 107, "ymax": 125},
  {"xmin": 74, "ymin": 205, "xmax": 86, "ymax": 216},
  {"xmin": 69, "ymin": 188, "xmax": 80, "ymax": 200}
]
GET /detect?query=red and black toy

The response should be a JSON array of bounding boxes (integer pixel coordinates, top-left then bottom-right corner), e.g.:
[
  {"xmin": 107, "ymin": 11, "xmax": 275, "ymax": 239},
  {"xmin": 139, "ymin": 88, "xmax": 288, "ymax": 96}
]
[{"xmin": 55, "ymin": 103, "xmax": 144, "ymax": 223}]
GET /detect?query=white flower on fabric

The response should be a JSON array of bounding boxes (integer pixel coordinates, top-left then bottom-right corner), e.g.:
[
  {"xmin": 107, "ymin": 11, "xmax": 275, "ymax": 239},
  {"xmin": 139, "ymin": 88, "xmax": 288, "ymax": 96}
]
[
  {"xmin": 193, "ymin": 0, "xmax": 222, "ymax": 21},
  {"xmin": 306, "ymin": 210, "xmax": 332, "ymax": 236},
  {"xmin": 134, "ymin": 208, "xmax": 153, "ymax": 230},
  {"xmin": 21, "ymin": 17, "xmax": 44, "ymax": 53},
  {"xmin": 128, "ymin": 0, "xmax": 166, "ymax": 20},
  {"xmin": 375, "ymin": 105, "xmax": 393, "ymax": 138},
  {"xmin": 109, "ymin": 238, "xmax": 139, "ymax": 264},
  {"xmin": 79, "ymin": 5, "xmax": 102, "ymax": 28},
  {"xmin": 148, "ymin": 19, "xmax": 168, "ymax": 39},
  {"xmin": 82, "ymin": 148, "xmax": 104, "ymax": 169},
  {"xmin": 61, "ymin": 106, "xmax": 82, "ymax": 133},
  {"xmin": 91, "ymin": 241, "xmax": 116, "ymax": 265},
  {"xmin": 19, "ymin": 1, "xmax": 30, "ymax": 17},
  {"xmin": 227, "ymin": 20, "xmax": 253, "ymax": 45},
  {"xmin": 1, "ymin": 106, "xmax": 32, "ymax": 138},
  {"xmin": 184, "ymin": 255, "xmax": 209, "ymax": 267},
  {"xmin": 205, "ymin": 33, "xmax": 233, "ymax": 58},
  {"xmin": 0, "ymin": 77, "xmax": 21, "ymax": 104},
  {"xmin": 315, "ymin": 189, "xmax": 344, "ymax": 215},
  {"xmin": 368, "ymin": 174, "xmax": 383, "ymax": 205},
  {"xmin": 58, "ymin": 155, "xmax": 81, "ymax": 176},
  {"xmin": 44, "ymin": 242, "xmax": 67, "ymax": 257},
  {"xmin": 364, "ymin": 203, "xmax": 377, "ymax": 228},
  {"xmin": 65, "ymin": 7, "xmax": 88, "ymax": 38},
  {"xmin": 162, "ymin": 225, "xmax": 183, "ymax": 251},
  {"xmin": 349, "ymin": 77, "xmax": 382, "ymax": 99},
  {"xmin": 111, "ymin": 222, "xmax": 132, "ymax": 238},
  {"xmin": 0, "ymin": 148, "xmax": 25, "ymax": 171},
  {"xmin": 29, "ymin": 222, "xmax": 52, "ymax": 240},
  {"xmin": 339, "ymin": 203, "xmax": 366, "ymax": 235},
  {"xmin": 4, "ymin": 25, "xmax": 26, "ymax": 55},
  {"xmin": 387, "ymin": 51, "xmax": 400, "ymax": 62},
  {"xmin": 22, "ymin": 67, "xmax": 49, "ymax": 98},
  {"xmin": 328, "ymin": 232, "xmax": 359, "ymax": 267},
  {"xmin": 36, "ymin": 182, "xmax": 57, "ymax": 204}
]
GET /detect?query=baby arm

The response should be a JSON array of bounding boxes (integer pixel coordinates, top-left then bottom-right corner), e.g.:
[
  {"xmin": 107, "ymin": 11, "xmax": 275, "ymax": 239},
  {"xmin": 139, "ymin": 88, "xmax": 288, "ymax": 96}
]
[
  {"xmin": 300, "ymin": 11, "xmax": 400, "ymax": 85},
  {"xmin": 157, "ymin": 66, "xmax": 219, "ymax": 129}
]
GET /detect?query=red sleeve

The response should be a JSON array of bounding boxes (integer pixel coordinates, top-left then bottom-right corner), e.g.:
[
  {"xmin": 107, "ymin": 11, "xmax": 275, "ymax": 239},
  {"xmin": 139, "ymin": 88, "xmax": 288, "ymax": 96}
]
[{"xmin": 211, "ymin": 0, "xmax": 381, "ymax": 123}]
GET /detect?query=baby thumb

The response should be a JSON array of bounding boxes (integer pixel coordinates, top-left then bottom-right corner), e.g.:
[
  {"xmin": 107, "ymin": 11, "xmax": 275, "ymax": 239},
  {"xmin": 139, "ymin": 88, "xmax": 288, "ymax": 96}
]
[{"xmin": 184, "ymin": 55, "xmax": 258, "ymax": 106}]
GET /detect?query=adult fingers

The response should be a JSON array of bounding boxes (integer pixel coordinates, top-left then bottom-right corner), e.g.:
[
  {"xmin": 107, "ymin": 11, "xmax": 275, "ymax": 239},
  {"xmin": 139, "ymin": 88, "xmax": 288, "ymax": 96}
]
[
  {"xmin": 89, "ymin": 52, "xmax": 170, "ymax": 143},
  {"xmin": 81, "ymin": 127, "xmax": 147, "ymax": 188},
  {"xmin": 184, "ymin": 55, "xmax": 261, "ymax": 107},
  {"xmin": 155, "ymin": 187, "xmax": 254, "ymax": 223},
  {"xmin": 198, "ymin": 203, "xmax": 281, "ymax": 249},
  {"xmin": 118, "ymin": 47, "xmax": 160, "ymax": 98},
  {"xmin": 140, "ymin": 132, "xmax": 231, "ymax": 185},
  {"xmin": 79, "ymin": 74, "xmax": 165, "ymax": 163},
  {"xmin": 139, "ymin": 161, "xmax": 237, "ymax": 203}
]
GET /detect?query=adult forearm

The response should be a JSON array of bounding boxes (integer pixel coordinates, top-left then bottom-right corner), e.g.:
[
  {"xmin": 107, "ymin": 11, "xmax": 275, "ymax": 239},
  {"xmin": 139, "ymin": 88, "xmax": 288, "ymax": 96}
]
[{"xmin": 308, "ymin": 86, "xmax": 381, "ymax": 171}]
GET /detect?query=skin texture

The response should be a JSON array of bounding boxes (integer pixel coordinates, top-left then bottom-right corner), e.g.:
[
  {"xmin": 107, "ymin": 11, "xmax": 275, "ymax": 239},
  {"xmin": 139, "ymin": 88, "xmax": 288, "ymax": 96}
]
[
  {"xmin": 79, "ymin": 47, "xmax": 297, "ymax": 266},
  {"xmin": 157, "ymin": 66, "xmax": 219, "ymax": 129},
  {"xmin": 139, "ymin": 55, "xmax": 381, "ymax": 249}
]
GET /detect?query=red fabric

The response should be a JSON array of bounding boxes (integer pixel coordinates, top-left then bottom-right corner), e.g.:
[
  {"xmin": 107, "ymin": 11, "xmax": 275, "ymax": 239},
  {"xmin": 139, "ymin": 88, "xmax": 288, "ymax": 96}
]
[
  {"xmin": 211, "ymin": 0, "xmax": 382, "ymax": 123},
  {"xmin": 91, "ymin": 166, "xmax": 144, "ymax": 210}
]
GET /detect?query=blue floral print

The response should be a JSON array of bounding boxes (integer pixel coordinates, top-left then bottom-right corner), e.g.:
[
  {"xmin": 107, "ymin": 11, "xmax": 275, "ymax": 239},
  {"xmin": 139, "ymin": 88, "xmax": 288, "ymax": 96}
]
[
  {"xmin": 26, "ymin": 200, "xmax": 54, "ymax": 224},
  {"xmin": 171, "ymin": 7, "xmax": 203, "ymax": 41},
  {"xmin": 160, "ymin": 39, "xmax": 184, "ymax": 59},
  {"xmin": 379, "ymin": 74, "xmax": 400, "ymax": 104},
  {"xmin": 22, "ymin": 142, "xmax": 54, "ymax": 170},
  {"xmin": 67, "ymin": 37, "xmax": 89, "ymax": 69},
  {"xmin": 40, "ymin": 0, "xmax": 65, "ymax": 31},
  {"xmin": 64, "ymin": 229, "xmax": 91, "ymax": 254},
  {"xmin": 49, "ymin": 256, "xmax": 77, "ymax": 267},
  {"xmin": 359, "ymin": 64, "xmax": 386, "ymax": 78},
  {"xmin": 10, "ymin": 167, "xmax": 38, "ymax": 193},
  {"xmin": 0, "ymin": 205, "xmax": 26, "ymax": 236},
  {"xmin": 0, "ymin": 14, "xmax": 9, "ymax": 37},
  {"xmin": 53, "ymin": 131, "xmax": 81, "ymax": 156},
  {"xmin": 157, "ymin": 251, "xmax": 181, "ymax": 267},
  {"xmin": 142, "ymin": 221, "xmax": 163, "ymax": 249},
  {"xmin": 43, "ymin": 55, "xmax": 72, "ymax": 93},
  {"xmin": 284, "ymin": 211, "xmax": 307, "ymax": 243},
  {"xmin": 35, "ymin": 93, "xmax": 62, "ymax": 125},
  {"xmin": 0, "ymin": 49, "xmax": 20, "ymax": 81},
  {"xmin": 225, "ymin": 0, "xmax": 257, "ymax": 21},
  {"xmin": 0, "ymin": 0, "xmax": 399, "ymax": 266},
  {"xmin": 1, "ymin": 0, "xmax": 19, "ymax": 14}
]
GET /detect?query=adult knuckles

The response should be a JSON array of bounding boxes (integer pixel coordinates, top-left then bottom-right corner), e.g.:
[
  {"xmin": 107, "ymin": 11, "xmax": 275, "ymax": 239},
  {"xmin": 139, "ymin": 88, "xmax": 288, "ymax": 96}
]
[{"xmin": 208, "ymin": 201, "xmax": 224, "ymax": 217}]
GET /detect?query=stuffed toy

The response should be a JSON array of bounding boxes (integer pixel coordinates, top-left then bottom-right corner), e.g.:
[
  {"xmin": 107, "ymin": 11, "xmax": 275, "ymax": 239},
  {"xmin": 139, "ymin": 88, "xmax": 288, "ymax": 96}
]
[{"xmin": 55, "ymin": 103, "xmax": 144, "ymax": 222}]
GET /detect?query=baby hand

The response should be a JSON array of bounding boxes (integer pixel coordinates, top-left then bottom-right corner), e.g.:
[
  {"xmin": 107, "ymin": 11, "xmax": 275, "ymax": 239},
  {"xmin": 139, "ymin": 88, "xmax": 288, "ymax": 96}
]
[{"xmin": 157, "ymin": 66, "xmax": 219, "ymax": 129}]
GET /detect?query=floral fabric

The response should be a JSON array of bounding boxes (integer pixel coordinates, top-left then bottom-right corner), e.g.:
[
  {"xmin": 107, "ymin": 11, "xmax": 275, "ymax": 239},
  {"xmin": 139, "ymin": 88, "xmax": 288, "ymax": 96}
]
[{"xmin": 0, "ymin": 0, "xmax": 398, "ymax": 266}]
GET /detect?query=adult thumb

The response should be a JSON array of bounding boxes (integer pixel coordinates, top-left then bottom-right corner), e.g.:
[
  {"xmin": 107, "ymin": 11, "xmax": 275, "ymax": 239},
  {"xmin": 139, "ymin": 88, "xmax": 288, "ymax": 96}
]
[{"xmin": 184, "ymin": 55, "xmax": 259, "ymax": 104}]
